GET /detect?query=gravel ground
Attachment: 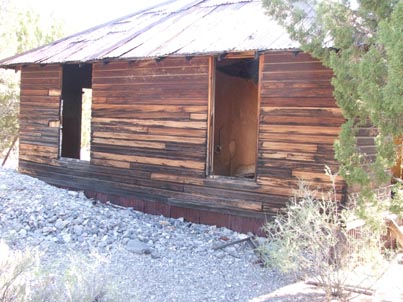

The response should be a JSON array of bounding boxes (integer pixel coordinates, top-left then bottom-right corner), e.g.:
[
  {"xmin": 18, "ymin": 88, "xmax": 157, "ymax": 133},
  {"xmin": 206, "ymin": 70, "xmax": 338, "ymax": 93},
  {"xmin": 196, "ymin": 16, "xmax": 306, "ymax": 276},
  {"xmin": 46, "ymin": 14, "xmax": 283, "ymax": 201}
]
[{"xmin": 0, "ymin": 167, "xmax": 290, "ymax": 302}]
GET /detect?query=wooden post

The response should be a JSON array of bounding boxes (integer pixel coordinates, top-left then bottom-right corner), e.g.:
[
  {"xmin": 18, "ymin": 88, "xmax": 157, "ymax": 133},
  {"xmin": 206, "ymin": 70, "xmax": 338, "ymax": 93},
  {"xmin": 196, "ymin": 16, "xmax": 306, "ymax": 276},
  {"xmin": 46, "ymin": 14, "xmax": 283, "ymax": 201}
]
[{"xmin": 2, "ymin": 135, "xmax": 18, "ymax": 167}]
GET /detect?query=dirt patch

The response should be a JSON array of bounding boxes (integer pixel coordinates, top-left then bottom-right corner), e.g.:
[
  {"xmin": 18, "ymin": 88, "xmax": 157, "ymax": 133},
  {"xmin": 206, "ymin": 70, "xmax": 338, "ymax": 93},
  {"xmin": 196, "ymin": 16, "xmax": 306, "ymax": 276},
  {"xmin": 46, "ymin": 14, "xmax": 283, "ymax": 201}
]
[
  {"xmin": 250, "ymin": 254, "xmax": 403, "ymax": 302},
  {"xmin": 250, "ymin": 282, "xmax": 325, "ymax": 302}
]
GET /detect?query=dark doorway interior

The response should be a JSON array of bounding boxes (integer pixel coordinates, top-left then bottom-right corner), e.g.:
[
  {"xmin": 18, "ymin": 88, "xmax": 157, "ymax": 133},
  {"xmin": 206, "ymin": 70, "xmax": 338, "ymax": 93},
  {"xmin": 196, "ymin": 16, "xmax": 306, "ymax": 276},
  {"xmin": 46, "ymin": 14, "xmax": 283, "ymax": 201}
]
[{"xmin": 60, "ymin": 64, "xmax": 92, "ymax": 159}]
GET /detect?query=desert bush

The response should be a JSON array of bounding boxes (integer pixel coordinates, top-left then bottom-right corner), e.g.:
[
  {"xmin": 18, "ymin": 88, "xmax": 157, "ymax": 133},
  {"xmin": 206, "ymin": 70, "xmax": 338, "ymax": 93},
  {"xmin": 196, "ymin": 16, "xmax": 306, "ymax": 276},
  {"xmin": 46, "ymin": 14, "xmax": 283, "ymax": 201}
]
[
  {"xmin": 259, "ymin": 174, "xmax": 386, "ymax": 301},
  {"xmin": 0, "ymin": 241, "xmax": 125, "ymax": 302},
  {"xmin": 28, "ymin": 252, "xmax": 120, "ymax": 302},
  {"xmin": 0, "ymin": 241, "xmax": 38, "ymax": 302}
]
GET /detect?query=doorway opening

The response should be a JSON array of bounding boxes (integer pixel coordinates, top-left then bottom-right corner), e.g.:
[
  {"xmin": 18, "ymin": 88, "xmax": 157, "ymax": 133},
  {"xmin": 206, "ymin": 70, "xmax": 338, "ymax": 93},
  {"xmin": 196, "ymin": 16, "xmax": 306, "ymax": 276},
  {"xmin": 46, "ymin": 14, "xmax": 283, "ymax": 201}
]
[
  {"xmin": 210, "ymin": 57, "xmax": 259, "ymax": 179},
  {"xmin": 60, "ymin": 64, "xmax": 92, "ymax": 160}
]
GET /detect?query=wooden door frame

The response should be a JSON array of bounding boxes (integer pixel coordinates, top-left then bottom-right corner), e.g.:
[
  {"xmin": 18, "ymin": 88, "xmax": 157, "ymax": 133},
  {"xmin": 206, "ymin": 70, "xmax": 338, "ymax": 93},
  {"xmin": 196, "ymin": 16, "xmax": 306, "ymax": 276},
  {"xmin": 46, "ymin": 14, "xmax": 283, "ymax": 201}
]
[
  {"xmin": 206, "ymin": 53, "xmax": 262, "ymax": 180},
  {"xmin": 206, "ymin": 56, "xmax": 216, "ymax": 176}
]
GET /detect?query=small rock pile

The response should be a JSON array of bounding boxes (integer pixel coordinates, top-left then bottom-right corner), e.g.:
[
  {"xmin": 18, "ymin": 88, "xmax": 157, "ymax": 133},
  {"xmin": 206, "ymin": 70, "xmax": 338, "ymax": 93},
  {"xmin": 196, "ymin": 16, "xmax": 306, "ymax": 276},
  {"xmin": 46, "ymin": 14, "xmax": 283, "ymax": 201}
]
[
  {"xmin": 0, "ymin": 169, "xmax": 245, "ymax": 257},
  {"xmin": 0, "ymin": 167, "xmax": 287, "ymax": 302}
]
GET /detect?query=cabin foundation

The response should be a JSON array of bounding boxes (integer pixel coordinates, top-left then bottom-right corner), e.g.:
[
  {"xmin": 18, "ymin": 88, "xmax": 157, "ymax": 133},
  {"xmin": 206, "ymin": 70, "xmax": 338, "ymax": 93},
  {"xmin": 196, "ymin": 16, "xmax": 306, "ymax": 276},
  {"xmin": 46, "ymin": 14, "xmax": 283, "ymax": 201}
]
[{"xmin": 84, "ymin": 190, "xmax": 266, "ymax": 235}]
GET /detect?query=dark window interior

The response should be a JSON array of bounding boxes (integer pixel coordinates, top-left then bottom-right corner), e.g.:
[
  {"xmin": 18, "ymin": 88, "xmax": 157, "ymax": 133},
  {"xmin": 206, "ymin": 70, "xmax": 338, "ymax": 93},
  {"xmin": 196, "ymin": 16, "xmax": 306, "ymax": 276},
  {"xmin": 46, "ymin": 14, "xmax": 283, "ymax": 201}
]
[
  {"xmin": 60, "ymin": 64, "xmax": 92, "ymax": 159},
  {"xmin": 212, "ymin": 57, "xmax": 259, "ymax": 178}
]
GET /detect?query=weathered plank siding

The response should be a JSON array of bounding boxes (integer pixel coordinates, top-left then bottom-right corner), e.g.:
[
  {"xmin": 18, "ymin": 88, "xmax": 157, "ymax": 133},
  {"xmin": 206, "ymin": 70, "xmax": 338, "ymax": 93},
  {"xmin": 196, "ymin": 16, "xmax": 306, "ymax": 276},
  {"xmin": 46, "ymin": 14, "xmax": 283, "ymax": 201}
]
[
  {"xmin": 87, "ymin": 57, "xmax": 213, "ymax": 204},
  {"xmin": 258, "ymin": 52, "xmax": 346, "ymax": 213},
  {"xmin": 18, "ymin": 52, "xmax": 350, "ymax": 233},
  {"xmin": 19, "ymin": 65, "xmax": 62, "ymax": 166},
  {"xmin": 91, "ymin": 57, "xmax": 209, "ymax": 175}
]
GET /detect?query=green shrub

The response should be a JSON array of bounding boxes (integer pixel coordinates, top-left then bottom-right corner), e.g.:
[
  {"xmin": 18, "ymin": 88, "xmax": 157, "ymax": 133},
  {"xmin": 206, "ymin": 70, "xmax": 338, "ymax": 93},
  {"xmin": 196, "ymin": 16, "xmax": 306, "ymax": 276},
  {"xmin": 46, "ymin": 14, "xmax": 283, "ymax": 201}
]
[{"xmin": 259, "ymin": 179, "xmax": 386, "ymax": 301}]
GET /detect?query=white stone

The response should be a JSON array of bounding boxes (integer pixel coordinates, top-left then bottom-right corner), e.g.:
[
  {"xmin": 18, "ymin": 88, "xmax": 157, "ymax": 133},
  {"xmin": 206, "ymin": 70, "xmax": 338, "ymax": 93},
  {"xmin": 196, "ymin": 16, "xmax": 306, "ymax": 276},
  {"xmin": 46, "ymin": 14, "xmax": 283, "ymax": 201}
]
[
  {"xmin": 126, "ymin": 239, "xmax": 151, "ymax": 255},
  {"xmin": 73, "ymin": 225, "xmax": 83, "ymax": 236},
  {"xmin": 19, "ymin": 229, "xmax": 27, "ymax": 237},
  {"xmin": 55, "ymin": 219, "xmax": 67, "ymax": 229}
]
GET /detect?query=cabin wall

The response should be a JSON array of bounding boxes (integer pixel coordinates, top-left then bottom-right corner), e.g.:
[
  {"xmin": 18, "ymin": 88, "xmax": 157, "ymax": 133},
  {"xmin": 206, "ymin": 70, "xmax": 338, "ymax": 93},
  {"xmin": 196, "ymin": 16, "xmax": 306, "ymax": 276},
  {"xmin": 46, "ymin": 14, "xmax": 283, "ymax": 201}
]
[
  {"xmin": 18, "ymin": 52, "xmax": 350, "ymax": 233},
  {"xmin": 90, "ymin": 58, "xmax": 208, "ymax": 178},
  {"xmin": 19, "ymin": 65, "xmax": 62, "ymax": 165},
  {"xmin": 258, "ymin": 51, "xmax": 346, "ymax": 212},
  {"xmin": 19, "ymin": 57, "xmax": 266, "ymax": 233}
]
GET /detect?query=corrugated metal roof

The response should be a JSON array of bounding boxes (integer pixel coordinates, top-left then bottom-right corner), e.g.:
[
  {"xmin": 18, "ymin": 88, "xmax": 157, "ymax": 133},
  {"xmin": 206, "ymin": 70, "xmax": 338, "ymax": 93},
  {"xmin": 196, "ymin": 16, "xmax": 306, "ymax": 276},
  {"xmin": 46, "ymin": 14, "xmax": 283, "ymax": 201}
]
[{"xmin": 0, "ymin": 0, "xmax": 299, "ymax": 67}]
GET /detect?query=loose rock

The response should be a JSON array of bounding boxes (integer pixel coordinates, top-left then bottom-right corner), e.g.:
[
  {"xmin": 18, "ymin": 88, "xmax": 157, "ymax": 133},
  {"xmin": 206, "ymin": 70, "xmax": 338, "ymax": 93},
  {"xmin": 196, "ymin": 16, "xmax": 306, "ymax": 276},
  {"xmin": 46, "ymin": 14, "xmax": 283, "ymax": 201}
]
[
  {"xmin": 0, "ymin": 167, "xmax": 289, "ymax": 302},
  {"xmin": 126, "ymin": 239, "xmax": 152, "ymax": 255}
]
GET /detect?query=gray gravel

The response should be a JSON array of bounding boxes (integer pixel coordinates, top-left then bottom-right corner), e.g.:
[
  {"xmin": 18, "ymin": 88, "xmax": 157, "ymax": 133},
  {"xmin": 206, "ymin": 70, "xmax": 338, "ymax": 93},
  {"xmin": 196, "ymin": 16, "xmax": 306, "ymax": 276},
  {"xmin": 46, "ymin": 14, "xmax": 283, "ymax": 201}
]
[{"xmin": 0, "ymin": 167, "xmax": 289, "ymax": 301}]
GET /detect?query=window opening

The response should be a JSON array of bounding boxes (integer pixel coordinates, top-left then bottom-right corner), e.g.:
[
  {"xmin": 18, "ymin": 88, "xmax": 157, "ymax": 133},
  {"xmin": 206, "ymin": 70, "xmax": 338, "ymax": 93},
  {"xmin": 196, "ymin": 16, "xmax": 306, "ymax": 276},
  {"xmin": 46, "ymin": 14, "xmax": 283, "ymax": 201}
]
[
  {"xmin": 210, "ymin": 57, "xmax": 259, "ymax": 179},
  {"xmin": 60, "ymin": 64, "xmax": 92, "ymax": 160}
]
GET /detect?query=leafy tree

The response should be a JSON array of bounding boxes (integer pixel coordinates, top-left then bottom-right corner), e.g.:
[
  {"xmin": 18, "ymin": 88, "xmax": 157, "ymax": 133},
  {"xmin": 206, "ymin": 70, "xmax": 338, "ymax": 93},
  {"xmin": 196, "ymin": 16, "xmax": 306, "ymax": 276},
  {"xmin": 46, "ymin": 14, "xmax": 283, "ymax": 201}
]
[
  {"xmin": 0, "ymin": 70, "xmax": 19, "ymax": 152},
  {"xmin": 263, "ymin": 0, "xmax": 403, "ymax": 203},
  {"xmin": 0, "ymin": 0, "xmax": 64, "ymax": 153},
  {"xmin": 0, "ymin": 0, "xmax": 19, "ymax": 152}
]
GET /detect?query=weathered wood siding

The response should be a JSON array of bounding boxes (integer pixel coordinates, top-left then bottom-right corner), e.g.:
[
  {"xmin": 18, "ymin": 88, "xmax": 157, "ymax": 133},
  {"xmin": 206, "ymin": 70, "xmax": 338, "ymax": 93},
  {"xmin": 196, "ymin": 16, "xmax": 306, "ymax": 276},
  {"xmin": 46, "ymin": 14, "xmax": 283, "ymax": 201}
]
[
  {"xmin": 19, "ymin": 65, "xmax": 62, "ymax": 165},
  {"xmin": 89, "ymin": 57, "xmax": 209, "ymax": 199},
  {"xmin": 91, "ymin": 58, "xmax": 208, "ymax": 174},
  {"xmin": 258, "ymin": 51, "xmax": 346, "ymax": 213},
  {"xmin": 18, "ymin": 52, "xmax": 350, "ymax": 232}
]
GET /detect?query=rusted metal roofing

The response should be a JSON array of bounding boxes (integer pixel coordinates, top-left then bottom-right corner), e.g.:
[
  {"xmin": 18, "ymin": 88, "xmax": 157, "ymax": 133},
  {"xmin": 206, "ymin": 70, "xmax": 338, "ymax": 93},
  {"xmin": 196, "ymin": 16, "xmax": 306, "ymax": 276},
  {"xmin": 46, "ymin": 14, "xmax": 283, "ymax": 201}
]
[{"xmin": 0, "ymin": 0, "xmax": 299, "ymax": 67}]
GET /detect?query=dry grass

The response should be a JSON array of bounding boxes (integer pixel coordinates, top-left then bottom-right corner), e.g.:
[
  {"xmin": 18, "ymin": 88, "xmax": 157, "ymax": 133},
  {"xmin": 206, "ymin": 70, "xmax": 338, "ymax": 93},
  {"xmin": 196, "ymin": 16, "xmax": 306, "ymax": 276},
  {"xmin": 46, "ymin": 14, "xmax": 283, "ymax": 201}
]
[{"xmin": 0, "ymin": 240, "xmax": 127, "ymax": 302}]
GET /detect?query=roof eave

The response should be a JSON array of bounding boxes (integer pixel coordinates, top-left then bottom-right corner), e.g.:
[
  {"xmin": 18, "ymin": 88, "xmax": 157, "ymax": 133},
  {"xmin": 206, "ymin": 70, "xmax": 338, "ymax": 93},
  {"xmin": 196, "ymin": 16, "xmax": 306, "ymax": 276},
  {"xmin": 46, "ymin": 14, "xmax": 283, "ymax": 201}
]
[{"xmin": 1, "ymin": 47, "xmax": 303, "ymax": 69}]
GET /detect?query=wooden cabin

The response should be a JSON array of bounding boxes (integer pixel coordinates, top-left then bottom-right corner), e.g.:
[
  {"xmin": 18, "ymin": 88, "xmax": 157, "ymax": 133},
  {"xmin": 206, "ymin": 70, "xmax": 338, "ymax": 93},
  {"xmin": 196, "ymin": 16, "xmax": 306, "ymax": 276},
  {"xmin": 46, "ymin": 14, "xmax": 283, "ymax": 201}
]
[{"xmin": 0, "ymin": 0, "xmax": 356, "ymax": 234}]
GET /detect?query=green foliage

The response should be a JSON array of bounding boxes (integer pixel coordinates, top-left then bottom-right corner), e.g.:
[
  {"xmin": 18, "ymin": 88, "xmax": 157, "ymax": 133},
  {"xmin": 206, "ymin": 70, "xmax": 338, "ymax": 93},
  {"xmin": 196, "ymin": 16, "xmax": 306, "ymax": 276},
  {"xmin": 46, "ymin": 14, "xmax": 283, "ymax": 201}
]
[
  {"xmin": 390, "ymin": 184, "xmax": 403, "ymax": 214},
  {"xmin": 334, "ymin": 121, "xmax": 370, "ymax": 187},
  {"xmin": 0, "ymin": 1, "xmax": 64, "ymax": 154},
  {"xmin": 0, "ymin": 70, "xmax": 19, "ymax": 152},
  {"xmin": 263, "ymin": 0, "xmax": 403, "ymax": 203},
  {"xmin": 259, "ymin": 180, "xmax": 386, "ymax": 302},
  {"xmin": 14, "ymin": 9, "xmax": 64, "ymax": 54}
]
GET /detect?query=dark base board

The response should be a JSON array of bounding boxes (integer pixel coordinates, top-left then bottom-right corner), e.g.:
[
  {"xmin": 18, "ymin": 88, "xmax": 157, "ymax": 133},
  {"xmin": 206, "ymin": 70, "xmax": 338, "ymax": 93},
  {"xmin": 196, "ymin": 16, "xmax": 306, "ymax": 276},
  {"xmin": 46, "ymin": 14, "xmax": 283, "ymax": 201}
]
[{"xmin": 84, "ymin": 191, "xmax": 267, "ymax": 236}]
